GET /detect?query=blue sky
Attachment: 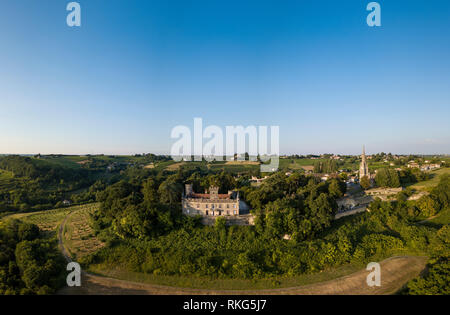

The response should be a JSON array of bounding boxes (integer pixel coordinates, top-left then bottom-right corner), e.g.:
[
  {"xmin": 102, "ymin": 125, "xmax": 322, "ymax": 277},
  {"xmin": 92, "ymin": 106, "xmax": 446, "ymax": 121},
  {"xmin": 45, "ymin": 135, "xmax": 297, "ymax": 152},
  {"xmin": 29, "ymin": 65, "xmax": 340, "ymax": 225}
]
[{"xmin": 0, "ymin": 0, "xmax": 449, "ymax": 155}]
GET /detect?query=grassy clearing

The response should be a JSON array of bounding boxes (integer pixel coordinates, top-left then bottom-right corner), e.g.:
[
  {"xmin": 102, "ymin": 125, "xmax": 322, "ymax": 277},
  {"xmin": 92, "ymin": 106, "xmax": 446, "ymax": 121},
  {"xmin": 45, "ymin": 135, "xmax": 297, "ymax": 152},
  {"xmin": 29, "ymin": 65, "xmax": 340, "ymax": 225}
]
[
  {"xmin": 429, "ymin": 208, "xmax": 450, "ymax": 225},
  {"xmin": 165, "ymin": 162, "xmax": 186, "ymax": 171},
  {"xmin": 279, "ymin": 158, "xmax": 324, "ymax": 170},
  {"xmin": 410, "ymin": 168, "xmax": 450, "ymax": 191}
]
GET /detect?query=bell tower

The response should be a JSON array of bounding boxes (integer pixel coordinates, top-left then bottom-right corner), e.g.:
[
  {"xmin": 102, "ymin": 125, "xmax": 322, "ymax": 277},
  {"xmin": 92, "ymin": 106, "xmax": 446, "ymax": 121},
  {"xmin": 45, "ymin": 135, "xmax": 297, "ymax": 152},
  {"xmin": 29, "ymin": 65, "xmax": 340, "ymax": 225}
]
[{"xmin": 359, "ymin": 145, "xmax": 370, "ymax": 178}]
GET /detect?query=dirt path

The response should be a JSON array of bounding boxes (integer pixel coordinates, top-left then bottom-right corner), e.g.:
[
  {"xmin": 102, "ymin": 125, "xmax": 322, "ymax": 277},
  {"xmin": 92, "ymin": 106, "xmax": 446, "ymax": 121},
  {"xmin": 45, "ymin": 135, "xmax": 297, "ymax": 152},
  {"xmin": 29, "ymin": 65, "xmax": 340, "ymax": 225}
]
[
  {"xmin": 58, "ymin": 212, "xmax": 73, "ymax": 263},
  {"xmin": 58, "ymin": 256, "xmax": 426, "ymax": 295},
  {"xmin": 57, "ymin": 211, "xmax": 427, "ymax": 295}
]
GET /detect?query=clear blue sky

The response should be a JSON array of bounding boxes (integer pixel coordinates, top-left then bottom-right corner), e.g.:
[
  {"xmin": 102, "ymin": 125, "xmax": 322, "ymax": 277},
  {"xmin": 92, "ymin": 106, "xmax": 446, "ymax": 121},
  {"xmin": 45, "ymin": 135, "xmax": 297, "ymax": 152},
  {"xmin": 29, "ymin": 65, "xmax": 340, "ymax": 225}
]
[{"xmin": 0, "ymin": 0, "xmax": 449, "ymax": 155}]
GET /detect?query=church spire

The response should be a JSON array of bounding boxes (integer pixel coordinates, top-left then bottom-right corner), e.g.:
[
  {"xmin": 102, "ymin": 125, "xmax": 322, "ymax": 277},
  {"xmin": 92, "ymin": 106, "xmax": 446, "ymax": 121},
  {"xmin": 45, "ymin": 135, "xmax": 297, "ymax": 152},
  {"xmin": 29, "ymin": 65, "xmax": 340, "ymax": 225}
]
[{"xmin": 359, "ymin": 145, "xmax": 369, "ymax": 179}]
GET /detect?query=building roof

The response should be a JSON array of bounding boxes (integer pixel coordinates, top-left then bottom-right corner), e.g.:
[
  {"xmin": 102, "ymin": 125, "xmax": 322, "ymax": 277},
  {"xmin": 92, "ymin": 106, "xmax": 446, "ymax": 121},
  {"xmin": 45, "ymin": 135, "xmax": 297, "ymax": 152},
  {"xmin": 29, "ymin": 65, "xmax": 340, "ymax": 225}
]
[{"xmin": 190, "ymin": 193, "xmax": 232, "ymax": 200}]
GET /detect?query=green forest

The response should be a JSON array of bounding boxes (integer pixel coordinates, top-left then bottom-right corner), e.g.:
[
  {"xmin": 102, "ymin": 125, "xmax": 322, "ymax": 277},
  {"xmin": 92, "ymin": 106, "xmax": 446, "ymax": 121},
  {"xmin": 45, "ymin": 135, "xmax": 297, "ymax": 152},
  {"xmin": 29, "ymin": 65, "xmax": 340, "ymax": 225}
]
[
  {"xmin": 83, "ymin": 168, "xmax": 448, "ymax": 294},
  {"xmin": 0, "ymin": 154, "xmax": 449, "ymax": 294},
  {"xmin": 0, "ymin": 219, "xmax": 66, "ymax": 295}
]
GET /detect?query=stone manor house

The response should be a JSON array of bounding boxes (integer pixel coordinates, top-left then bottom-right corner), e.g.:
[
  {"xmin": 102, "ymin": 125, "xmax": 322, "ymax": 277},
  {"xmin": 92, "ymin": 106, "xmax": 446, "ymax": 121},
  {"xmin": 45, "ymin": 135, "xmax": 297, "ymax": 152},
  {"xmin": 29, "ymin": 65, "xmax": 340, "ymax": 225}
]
[{"xmin": 182, "ymin": 184, "xmax": 247, "ymax": 217}]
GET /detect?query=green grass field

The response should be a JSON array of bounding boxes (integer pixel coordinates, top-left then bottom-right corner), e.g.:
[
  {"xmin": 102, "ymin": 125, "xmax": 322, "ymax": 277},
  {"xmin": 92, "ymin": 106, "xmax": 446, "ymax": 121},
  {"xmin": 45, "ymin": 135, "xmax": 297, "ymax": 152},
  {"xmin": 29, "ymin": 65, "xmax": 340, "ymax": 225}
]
[
  {"xmin": 427, "ymin": 208, "xmax": 450, "ymax": 226},
  {"xmin": 279, "ymin": 158, "xmax": 324, "ymax": 170},
  {"xmin": 410, "ymin": 168, "xmax": 450, "ymax": 191}
]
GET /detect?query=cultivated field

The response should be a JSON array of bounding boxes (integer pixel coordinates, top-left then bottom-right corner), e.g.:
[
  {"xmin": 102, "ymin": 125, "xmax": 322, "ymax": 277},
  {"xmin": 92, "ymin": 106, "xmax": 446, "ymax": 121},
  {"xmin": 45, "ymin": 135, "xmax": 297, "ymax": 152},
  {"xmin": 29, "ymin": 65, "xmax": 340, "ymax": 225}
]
[
  {"xmin": 3, "ymin": 207, "xmax": 73, "ymax": 235},
  {"xmin": 1, "ymin": 204, "xmax": 100, "ymax": 244},
  {"xmin": 62, "ymin": 203, "xmax": 104, "ymax": 260}
]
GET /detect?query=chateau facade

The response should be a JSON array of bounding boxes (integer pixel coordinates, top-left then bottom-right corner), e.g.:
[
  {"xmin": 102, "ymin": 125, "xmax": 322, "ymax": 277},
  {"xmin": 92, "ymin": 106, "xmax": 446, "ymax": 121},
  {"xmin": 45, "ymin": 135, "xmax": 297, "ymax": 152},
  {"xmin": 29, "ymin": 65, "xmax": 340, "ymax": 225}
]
[{"xmin": 182, "ymin": 184, "xmax": 241, "ymax": 217}]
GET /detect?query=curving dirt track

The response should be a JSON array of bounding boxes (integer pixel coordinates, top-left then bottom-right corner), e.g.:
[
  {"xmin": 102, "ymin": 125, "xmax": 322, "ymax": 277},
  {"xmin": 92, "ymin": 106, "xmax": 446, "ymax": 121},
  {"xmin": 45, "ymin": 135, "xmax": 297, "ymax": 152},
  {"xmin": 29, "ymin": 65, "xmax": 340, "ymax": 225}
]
[{"xmin": 58, "ymin": 212, "xmax": 427, "ymax": 295}]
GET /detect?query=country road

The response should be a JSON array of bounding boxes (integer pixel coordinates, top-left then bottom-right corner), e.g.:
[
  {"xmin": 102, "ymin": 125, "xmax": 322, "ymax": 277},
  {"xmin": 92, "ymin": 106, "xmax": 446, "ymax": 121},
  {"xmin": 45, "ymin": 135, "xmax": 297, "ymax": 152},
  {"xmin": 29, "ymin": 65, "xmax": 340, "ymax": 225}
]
[{"xmin": 57, "ymin": 211, "xmax": 427, "ymax": 295}]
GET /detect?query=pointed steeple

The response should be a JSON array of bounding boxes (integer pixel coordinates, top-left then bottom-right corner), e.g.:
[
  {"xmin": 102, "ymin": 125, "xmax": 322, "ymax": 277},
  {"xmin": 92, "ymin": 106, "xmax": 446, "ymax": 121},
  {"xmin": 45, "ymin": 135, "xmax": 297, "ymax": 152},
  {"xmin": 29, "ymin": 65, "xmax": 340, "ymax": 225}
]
[{"xmin": 359, "ymin": 145, "xmax": 369, "ymax": 179}]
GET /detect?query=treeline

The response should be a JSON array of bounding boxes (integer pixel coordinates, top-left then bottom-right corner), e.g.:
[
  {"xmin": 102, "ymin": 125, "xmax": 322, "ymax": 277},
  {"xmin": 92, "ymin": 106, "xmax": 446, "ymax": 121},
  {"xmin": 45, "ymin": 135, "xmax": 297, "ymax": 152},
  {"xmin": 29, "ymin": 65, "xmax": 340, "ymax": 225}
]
[
  {"xmin": 0, "ymin": 156, "xmax": 99, "ymax": 213},
  {"xmin": 313, "ymin": 160, "xmax": 341, "ymax": 173},
  {"xmin": 0, "ymin": 155, "xmax": 91, "ymax": 184},
  {"xmin": 0, "ymin": 220, "xmax": 66, "ymax": 295},
  {"xmin": 243, "ymin": 173, "xmax": 346, "ymax": 240},
  {"xmin": 374, "ymin": 167, "xmax": 430, "ymax": 188}
]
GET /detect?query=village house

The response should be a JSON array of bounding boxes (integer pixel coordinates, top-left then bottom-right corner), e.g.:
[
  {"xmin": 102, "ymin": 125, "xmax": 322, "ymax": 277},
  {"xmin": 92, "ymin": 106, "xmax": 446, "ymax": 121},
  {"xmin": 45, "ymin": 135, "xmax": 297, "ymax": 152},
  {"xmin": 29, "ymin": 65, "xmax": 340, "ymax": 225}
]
[
  {"xmin": 420, "ymin": 163, "xmax": 441, "ymax": 171},
  {"xmin": 250, "ymin": 176, "xmax": 268, "ymax": 184}
]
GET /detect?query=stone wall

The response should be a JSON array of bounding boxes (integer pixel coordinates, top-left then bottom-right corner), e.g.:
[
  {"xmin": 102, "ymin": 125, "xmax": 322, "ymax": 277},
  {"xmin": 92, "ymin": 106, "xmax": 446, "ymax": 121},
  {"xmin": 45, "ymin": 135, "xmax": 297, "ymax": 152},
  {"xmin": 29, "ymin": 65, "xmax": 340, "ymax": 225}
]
[{"xmin": 365, "ymin": 187, "xmax": 404, "ymax": 196}]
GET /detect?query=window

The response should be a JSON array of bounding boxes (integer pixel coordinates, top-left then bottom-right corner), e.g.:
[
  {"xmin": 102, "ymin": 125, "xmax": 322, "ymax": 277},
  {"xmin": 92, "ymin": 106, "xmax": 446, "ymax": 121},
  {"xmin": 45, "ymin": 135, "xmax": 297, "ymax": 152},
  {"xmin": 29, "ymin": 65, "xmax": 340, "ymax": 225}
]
[
  {"xmin": 233, "ymin": 210, "xmax": 237, "ymax": 215},
  {"xmin": 227, "ymin": 204, "xmax": 230, "ymax": 208},
  {"xmin": 212, "ymin": 211, "xmax": 215, "ymax": 216},
  {"xmin": 206, "ymin": 204, "xmax": 208, "ymax": 208},
  {"xmin": 206, "ymin": 210, "xmax": 209, "ymax": 216}
]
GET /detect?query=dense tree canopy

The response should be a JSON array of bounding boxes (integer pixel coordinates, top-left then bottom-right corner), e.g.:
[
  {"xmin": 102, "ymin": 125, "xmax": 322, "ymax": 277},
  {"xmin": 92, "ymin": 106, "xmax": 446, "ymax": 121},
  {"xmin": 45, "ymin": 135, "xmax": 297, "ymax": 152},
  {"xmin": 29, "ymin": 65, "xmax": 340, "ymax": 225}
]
[
  {"xmin": 375, "ymin": 168, "xmax": 401, "ymax": 188},
  {"xmin": 0, "ymin": 156, "xmax": 99, "ymax": 212},
  {"xmin": 0, "ymin": 220, "xmax": 65, "ymax": 295}
]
